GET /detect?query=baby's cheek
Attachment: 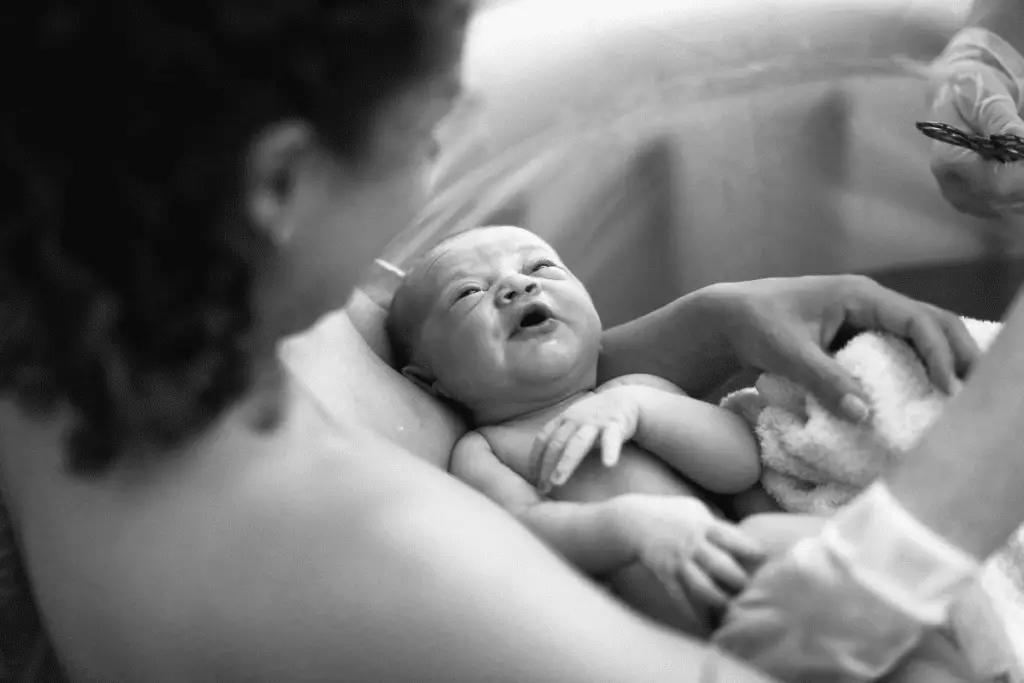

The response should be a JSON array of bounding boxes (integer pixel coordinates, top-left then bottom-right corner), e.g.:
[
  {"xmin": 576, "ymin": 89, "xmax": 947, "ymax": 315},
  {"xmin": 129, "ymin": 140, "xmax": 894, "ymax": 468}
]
[{"xmin": 436, "ymin": 333, "xmax": 500, "ymax": 381}]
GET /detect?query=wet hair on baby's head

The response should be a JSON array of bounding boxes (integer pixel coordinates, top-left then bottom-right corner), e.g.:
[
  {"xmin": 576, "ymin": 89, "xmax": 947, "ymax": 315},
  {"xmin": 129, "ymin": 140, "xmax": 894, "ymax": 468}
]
[{"xmin": 386, "ymin": 227, "xmax": 487, "ymax": 369}]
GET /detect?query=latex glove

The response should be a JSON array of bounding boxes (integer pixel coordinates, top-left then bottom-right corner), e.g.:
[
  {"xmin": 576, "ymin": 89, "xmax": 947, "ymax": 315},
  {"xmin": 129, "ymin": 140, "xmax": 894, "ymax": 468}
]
[
  {"xmin": 928, "ymin": 27, "xmax": 1024, "ymax": 217},
  {"xmin": 713, "ymin": 484, "xmax": 980, "ymax": 683}
]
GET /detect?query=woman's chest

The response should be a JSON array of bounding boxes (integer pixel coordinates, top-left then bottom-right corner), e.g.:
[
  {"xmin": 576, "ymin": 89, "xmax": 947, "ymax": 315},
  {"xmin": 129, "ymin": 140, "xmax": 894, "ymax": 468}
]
[{"xmin": 280, "ymin": 310, "xmax": 468, "ymax": 470}]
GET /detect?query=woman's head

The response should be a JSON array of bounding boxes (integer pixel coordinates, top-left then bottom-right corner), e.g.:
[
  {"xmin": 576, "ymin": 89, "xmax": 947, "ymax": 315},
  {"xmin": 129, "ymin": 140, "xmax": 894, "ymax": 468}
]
[{"xmin": 0, "ymin": 1, "xmax": 470, "ymax": 473}]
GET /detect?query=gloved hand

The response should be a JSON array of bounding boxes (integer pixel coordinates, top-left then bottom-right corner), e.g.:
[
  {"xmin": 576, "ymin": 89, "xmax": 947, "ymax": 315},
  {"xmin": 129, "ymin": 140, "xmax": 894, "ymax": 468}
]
[
  {"xmin": 928, "ymin": 28, "xmax": 1024, "ymax": 217},
  {"xmin": 712, "ymin": 484, "xmax": 981, "ymax": 683}
]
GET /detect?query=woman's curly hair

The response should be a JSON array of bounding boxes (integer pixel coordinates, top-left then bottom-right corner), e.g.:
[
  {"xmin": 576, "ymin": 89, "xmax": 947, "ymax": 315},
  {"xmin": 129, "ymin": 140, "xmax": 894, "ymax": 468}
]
[{"xmin": 0, "ymin": 1, "xmax": 467, "ymax": 474}]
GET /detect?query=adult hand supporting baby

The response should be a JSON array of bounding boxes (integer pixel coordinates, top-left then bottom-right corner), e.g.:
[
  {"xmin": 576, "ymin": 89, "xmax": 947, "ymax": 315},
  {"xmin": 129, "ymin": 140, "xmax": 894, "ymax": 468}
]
[
  {"xmin": 927, "ymin": 25, "xmax": 1024, "ymax": 216},
  {"xmin": 706, "ymin": 276, "xmax": 978, "ymax": 421},
  {"xmin": 601, "ymin": 276, "xmax": 979, "ymax": 425}
]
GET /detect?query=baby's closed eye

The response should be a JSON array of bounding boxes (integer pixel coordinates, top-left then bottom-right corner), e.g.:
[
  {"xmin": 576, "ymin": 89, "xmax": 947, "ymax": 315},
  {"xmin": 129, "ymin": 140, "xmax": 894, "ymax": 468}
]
[{"xmin": 455, "ymin": 285, "xmax": 482, "ymax": 302}]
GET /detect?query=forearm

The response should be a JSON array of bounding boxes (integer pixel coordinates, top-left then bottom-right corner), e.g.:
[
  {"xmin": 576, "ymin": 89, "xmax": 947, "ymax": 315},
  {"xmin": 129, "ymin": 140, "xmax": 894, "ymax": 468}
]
[
  {"xmin": 599, "ymin": 286, "xmax": 740, "ymax": 398},
  {"xmin": 886, "ymin": 287, "xmax": 1024, "ymax": 561},
  {"xmin": 968, "ymin": 0, "xmax": 1024, "ymax": 57},
  {"xmin": 517, "ymin": 499, "xmax": 638, "ymax": 576},
  {"xmin": 632, "ymin": 389, "xmax": 761, "ymax": 493}
]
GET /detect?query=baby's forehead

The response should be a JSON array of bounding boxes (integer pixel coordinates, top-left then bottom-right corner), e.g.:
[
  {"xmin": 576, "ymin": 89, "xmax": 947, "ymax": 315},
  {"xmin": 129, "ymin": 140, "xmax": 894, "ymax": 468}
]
[{"xmin": 421, "ymin": 227, "xmax": 555, "ymax": 286}]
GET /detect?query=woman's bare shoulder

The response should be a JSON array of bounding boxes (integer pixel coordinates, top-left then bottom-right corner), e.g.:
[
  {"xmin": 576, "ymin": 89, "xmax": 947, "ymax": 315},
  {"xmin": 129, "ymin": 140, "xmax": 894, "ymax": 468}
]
[{"xmin": 0, "ymin": 390, "xmax": 525, "ymax": 681}]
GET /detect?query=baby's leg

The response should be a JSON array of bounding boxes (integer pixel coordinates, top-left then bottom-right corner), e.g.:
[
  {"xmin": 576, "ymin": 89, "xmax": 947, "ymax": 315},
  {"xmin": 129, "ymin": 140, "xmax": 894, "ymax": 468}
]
[{"xmin": 738, "ymin": 512, "xmax": 826, "ymax": 558}]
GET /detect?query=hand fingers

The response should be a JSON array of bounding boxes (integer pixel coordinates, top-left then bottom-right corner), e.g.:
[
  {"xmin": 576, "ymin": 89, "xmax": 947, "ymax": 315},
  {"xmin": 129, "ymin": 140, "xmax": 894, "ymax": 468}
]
[
  {"xmin": 550, "ymin": 424, "xmax": 599, "ymax": 488},
  {"xmin": 708, "ymin": 523, "xmax": 768, "ymax": 569},
  {"xmin": 847, "ymin": 283, "xmax": 964, "ymax": 394},
  {"xmin": 540, "ymin": 420, "xmax": 584, "ymax": 489},
  {"xmin": 904, "ymin": 313, "xmax": 959, "ymax": 394},
  {"xmin": 934, "ymin": 309, "xmax": 981, "ymax": 382},
  {"xmin": 694, "ymin": 544, "xmax": 751, "ymax": 594},
  {"xmin": 681, "ymin": 561, "xmax": 730, "ymax": 613},
  {"xmin": 930, "ymin": 72, "xmax": 1024, "ymax": 212},
  {"xmin": 654, "ymin": 568, "xmax": 703, "ymax": 621},
  {"xmin": 600, "ymin": 423, "xmax": 624, "ymax": 467},
  {"xmin": 779, "ymin": 340, "xmax": 870, "ymax": 423},
  {"xmin": 531, "ymin": 419, "xmax": 562, "ymax": 493}
]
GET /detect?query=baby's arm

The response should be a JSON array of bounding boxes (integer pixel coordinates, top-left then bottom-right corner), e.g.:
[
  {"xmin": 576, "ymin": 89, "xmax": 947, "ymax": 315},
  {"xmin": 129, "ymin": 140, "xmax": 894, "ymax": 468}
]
[
  {"xmin": 539, "ymin": 374, "xmax": 760, "ymax": 495},
  {"xmin": 454, "ymin": 432, "xmax": 766, "ymax": 615},
  {"xmin": 451, "ymin": 431, "xmax": 639, "ymax": 577},
  {"xmin": 601, "ymin": 373, "xmax": 761, "ymax": 493}
]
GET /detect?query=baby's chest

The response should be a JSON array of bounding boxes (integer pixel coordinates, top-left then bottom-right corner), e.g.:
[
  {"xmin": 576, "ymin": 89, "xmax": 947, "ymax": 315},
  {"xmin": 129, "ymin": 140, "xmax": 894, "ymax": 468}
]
[
  {"xmin": 481, "ymin": 426, "xmax": 694, "ymax": 500},
  {"xmin": 480, "ymin": 426, "xmax": 545, "ymax": 484}
]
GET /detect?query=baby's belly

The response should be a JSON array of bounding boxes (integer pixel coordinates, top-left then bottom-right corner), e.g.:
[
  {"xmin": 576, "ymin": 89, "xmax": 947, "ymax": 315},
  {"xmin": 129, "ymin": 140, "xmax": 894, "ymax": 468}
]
[{"xmin": 550, "ymin": 443, "xmax": 698, "ymax": 504}]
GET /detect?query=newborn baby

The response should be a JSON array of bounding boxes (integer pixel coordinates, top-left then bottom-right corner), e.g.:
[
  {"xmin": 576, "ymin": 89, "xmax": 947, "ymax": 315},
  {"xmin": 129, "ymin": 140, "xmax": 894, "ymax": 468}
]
[{"xmin": 386, "ymin": 225, "xmax": 804, "ymax": 634}]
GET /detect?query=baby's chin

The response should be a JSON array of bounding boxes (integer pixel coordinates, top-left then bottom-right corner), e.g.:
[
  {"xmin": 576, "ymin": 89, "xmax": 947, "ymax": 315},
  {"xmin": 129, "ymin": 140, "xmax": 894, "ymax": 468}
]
[{"xmin": 509, "ymin": 349, "xmax": 595, "ymax": 387}]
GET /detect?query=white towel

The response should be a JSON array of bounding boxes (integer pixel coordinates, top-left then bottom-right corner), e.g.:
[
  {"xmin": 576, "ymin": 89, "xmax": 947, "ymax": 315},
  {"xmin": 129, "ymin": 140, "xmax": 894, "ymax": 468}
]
[{"xmin": 721, "ymin": 318, "xmax": 1024, "ymax": 683}]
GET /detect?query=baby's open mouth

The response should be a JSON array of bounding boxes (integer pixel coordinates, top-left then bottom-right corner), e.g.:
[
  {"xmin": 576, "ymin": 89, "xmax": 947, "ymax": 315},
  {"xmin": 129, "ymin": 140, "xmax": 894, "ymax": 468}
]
[{"xmin": 512, "ymin": 302, "xmax": 555, "ymax": 336}]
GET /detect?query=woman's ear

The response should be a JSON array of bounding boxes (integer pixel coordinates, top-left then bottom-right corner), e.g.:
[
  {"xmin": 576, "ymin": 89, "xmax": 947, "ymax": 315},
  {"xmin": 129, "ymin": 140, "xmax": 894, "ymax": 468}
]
[
  {"xmin": 401, "ymin": 364, "xmax": 451, "ymax": 399},
  {"xmin": 246, "ymin": 119, "xmax": 315, "ymax": 245}
]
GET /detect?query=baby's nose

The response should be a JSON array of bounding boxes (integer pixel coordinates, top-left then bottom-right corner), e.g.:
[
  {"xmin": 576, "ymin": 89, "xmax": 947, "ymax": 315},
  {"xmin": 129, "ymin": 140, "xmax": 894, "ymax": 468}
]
[{"xmin": 498, "ymin": 274, "xmax": 540, "ymax": 304}]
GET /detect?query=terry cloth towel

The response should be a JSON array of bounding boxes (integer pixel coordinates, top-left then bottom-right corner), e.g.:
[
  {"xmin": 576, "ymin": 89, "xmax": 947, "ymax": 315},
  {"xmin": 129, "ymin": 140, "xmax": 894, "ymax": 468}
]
[{"xmin": 721, "ymin": 318, "xmax": 1024, "ymax": 683}]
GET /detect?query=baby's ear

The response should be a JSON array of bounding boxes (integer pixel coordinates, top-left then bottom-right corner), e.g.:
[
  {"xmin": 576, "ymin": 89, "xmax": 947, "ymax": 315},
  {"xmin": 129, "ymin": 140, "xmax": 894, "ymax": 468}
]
[{"xmin": 401, "ymin": 364, "xmax": 450, "ymax": 399}]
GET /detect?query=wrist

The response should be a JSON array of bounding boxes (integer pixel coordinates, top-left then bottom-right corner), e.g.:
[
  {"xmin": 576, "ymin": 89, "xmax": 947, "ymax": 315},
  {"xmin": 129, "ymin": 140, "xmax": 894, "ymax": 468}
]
[
  {"xmin": 692, "ymin": 282, "xmax": 742, "ymax": 357},
  {"xmin": 624, "ymin": 386, "xmax": 665, "ymax": 443}
]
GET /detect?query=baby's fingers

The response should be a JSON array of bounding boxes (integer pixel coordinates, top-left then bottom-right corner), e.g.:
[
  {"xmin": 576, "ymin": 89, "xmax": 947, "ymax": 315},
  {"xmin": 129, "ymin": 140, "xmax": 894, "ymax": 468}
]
[
  {"xmin": 708, "ymin": 524, "xmax": 768, "ymax": 570},
  {"xmin": 539, "ymin": 420, "xmax": 585, "ymax": 490},
  {"xmin": 600, "ymin": 423, "xmax": 625, "ymax": 467},
  {"xmin": 695, "ymin": 544, "xmax": 750, "ymax": 595},
  {"xmin": 550, "ymin": 424, "xmax": 599, "ymax": 488},
  {"xmin": 531, "ymin": 419, "xmax": 562, "ymax": 492},
  {"xmin": 655, "ymin": 569, "xmax": 702, "ymax": 622},
  {"xmin": 681, "ymin": 562, "xmax": 730, "ymax": 613}
]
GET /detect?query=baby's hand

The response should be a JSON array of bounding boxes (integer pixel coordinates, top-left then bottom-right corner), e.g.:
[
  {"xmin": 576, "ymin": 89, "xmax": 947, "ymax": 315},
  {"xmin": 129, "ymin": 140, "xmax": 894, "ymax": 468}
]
[
  {"xmin": 615, "ymin": 495, "xmax": 767, "ymax": 616},
  {"xmin": 533, "ymin": 387, "xmax": 641, "ymax": 494}
]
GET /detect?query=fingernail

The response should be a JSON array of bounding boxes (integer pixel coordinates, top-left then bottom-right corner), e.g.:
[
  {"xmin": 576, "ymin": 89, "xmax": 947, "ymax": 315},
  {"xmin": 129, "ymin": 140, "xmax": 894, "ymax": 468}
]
[{"xmin": 841, "ymin": 395, "xmax": 871, "ymax": 423}]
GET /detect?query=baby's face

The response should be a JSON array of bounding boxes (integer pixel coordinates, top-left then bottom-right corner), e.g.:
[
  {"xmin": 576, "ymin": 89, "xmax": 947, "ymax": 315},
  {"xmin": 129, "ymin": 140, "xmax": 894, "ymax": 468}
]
[{"xmin": 408, "ymin": 226, "xmax": 602, "ymax": 414}]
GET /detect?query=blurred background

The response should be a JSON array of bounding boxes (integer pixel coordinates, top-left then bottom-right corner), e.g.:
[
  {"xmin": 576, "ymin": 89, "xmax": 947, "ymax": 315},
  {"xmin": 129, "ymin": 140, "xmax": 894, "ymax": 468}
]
[{"xmin": 375, "ymin": 0, "xmax": 1024, "ymax": 327}]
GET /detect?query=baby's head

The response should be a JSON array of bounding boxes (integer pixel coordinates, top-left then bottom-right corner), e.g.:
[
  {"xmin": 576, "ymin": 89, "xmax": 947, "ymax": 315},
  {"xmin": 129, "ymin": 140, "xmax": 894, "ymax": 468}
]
[{"xmin": 387, "ymin": 226, "xmax": 602, "ymax": 424}]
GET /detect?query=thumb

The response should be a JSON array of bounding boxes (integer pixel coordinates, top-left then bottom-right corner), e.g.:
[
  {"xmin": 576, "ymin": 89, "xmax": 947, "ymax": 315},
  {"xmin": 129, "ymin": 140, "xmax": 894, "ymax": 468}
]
[
  {"xmin": 983, "ymin": 97, "xmax": 1024, "ymax": 137},
  {"xmin": 987, "ymin": 104, "xmax": 1024, "ymax": 202},
  {"xmin": 782, "ymin": 345, "xmax": 871, "ymax": 423},
  {"xmin": 946, "ymin": 65, "xmax": 1022, "ymax": 136}
]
